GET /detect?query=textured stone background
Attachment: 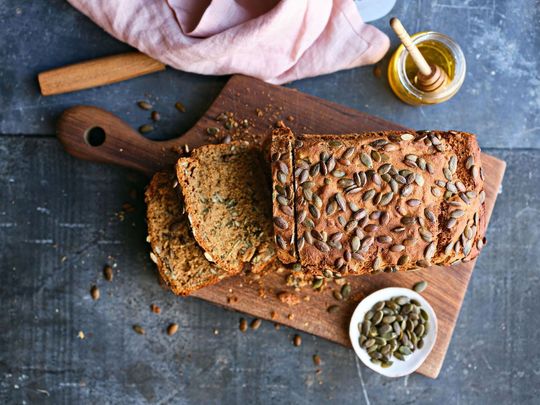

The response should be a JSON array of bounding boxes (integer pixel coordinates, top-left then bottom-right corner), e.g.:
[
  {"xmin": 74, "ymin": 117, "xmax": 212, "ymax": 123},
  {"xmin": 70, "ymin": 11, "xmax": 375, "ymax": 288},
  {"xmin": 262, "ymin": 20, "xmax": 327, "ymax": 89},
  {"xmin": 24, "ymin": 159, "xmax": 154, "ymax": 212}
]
[{"xmin": 1, "ymin": 0, "xmax": 539, "ymax": 404}]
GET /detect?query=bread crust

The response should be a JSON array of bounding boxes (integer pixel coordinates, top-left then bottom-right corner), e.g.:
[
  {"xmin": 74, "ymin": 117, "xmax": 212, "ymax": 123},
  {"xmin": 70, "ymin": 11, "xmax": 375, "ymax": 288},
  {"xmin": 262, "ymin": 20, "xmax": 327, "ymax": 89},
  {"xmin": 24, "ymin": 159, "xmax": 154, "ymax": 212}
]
[{"xmin": 271, "ymin": 126, "xmax": 297, "ymax": 263}]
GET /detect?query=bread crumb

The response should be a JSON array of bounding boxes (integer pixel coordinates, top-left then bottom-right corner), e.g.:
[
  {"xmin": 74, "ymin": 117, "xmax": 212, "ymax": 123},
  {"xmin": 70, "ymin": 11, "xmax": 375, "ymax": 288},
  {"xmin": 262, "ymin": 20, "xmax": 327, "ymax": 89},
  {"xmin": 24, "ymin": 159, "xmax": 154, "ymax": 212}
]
[
  {"xmin": 334, "ymin": 278, "xmax": 347, "ymax": 286},
  {"xmin": 277, "ymin": 291, "xmax": 301, "ymax": 306}
]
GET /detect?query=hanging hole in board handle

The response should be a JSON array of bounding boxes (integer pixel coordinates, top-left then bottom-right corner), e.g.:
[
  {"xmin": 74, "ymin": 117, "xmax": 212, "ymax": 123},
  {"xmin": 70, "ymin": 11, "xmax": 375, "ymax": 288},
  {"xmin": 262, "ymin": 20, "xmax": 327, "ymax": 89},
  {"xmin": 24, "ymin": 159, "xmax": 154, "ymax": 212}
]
[{"xmin": 85, "ymin": 127, "xmax": 106, "ymax": 147}]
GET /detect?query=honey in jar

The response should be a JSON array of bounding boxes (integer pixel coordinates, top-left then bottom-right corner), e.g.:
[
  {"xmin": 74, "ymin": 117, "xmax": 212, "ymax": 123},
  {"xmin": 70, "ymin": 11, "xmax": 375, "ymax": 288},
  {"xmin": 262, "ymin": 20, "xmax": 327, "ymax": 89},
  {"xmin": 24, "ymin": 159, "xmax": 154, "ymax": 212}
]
[{"xmin": 388, "ymin": 32, "xmax": 466, "ymax": 106}]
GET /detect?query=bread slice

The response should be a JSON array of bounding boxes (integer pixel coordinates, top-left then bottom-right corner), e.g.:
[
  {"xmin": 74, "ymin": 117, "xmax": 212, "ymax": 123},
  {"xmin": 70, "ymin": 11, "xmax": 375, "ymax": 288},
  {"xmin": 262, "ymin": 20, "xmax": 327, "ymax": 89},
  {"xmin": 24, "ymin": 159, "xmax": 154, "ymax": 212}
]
[
  {"xmin": 176, "ymin": 142, "xmax": 275, "ymax": 274},
  {"xmin": 145, "ymin": 171, "xmax": 229, "ymax": 295},
  {"xmin": 271, "ymin": 126, "xmax": 297, "ymax": 263},
  {"xmin": 272, "ymin": 129, "xmax": 486, "ymax": 276}
]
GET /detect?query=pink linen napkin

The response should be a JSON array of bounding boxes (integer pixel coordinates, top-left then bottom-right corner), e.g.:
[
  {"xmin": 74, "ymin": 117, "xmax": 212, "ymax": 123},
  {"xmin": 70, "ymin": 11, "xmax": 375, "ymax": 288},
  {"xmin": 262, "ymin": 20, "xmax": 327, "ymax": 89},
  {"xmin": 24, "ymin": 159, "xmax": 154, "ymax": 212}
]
[{"xmin": 67, "ymin": 0, "xmax": 390, "ymax": 84}]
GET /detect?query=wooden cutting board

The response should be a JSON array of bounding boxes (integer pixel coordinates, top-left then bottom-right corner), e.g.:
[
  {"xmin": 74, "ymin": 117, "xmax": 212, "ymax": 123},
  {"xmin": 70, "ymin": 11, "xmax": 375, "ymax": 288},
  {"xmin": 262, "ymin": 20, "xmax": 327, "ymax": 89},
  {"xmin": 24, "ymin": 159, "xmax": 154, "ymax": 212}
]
[{"xmin": 57, "ymin": 75, "xmax": 505, "ymax": 379}]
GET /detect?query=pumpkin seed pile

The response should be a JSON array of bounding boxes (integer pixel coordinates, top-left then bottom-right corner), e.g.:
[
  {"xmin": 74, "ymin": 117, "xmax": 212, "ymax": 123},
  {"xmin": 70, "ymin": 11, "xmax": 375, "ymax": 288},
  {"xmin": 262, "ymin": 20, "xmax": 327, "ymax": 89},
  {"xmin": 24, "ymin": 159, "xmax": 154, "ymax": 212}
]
[{"xmin": 358, "ymin": 295, "xmax": 429, "ymax": 368}]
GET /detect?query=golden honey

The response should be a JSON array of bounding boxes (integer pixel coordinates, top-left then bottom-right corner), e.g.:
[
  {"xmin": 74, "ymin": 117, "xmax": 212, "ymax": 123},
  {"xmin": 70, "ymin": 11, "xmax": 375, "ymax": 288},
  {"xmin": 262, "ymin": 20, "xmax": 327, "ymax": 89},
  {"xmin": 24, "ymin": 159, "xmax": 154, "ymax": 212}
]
[{"xmin": 388, "ymin": 32, "xmax": 466, "ymax": 106}]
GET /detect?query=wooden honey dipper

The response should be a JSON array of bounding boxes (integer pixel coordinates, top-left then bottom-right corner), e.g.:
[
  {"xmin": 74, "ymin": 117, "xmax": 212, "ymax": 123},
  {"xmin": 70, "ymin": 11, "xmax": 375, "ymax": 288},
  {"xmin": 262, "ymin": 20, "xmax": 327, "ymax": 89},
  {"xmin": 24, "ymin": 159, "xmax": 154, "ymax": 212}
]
[{"xmin": 390, "ymin": 17, "xmax": 448, "ymax": 92}]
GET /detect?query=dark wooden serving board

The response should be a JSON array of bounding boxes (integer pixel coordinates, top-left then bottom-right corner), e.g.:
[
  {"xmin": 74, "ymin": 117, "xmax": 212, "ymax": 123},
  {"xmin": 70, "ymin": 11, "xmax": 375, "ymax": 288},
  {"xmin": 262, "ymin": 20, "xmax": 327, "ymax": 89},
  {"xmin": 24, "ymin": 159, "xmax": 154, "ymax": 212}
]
[{"xmin": 57, "ymin": 75, "xmax": 505, "ymax": 379}]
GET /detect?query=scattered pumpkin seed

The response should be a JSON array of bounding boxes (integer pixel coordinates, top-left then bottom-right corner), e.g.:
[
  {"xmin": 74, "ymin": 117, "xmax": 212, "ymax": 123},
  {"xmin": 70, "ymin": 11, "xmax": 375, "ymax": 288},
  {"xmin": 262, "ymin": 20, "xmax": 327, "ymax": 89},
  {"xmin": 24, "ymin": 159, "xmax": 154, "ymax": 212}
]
[
  {"xmin": 327, "ymin": 305, "xmax": 340, "ymax": 313},
  {"xmin": 239, "ymin": 318, "xmax": 248, "ymax": 332},
  {"xmin": 312, "ymin": 278, "xmax": 323, "ymax": 289},
  {"xmin": 137, "ymin": 100, "xmax": 152, "ymax": 110},
  {"xmin": 90, "ymin": 285, "xmax": 99, "ymax": 301},
  {"xmin": 250, "ymin": 318, "xmax": 262, "ymax": 330},
  {"xmin": 103, "ymin": 265, "xmax": 113, "ymax": 282},
  {"xmin": 139, "ymin": 124, "xmax": 154, "ymax": 134},
  {"xmin": 293, "ymin": 334, "xmax": 302, "ymax": 347},
  {"xmin": 341, "ymin": 283, "xmax": 352, "ymax": 299},
  {"xmin": 206, "ymin": 127, "xmax": 220, "ymax": 136},
  {"xmin": 167, "ymin": 323, "xmax": 179, "ymax": 336},
  {"xmin": 175, "ymin": 101, "xmax": 186, "ymax": 112},
  {"xmin": 150, "ymin": 111, "xmax": 161, "ymax": 122},
  {"xmin": 413, "ymin": 281, "xmax": 428, "ymax": 293}
]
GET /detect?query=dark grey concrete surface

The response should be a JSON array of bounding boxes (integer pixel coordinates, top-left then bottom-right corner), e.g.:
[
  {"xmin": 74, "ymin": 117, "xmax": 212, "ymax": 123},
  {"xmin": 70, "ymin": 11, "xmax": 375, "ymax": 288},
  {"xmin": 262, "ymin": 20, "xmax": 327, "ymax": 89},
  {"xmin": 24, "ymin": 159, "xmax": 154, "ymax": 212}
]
[
  {"xmin": 0, "ymin": 0, "xmax": 539, "ymax": 404},
  {"xmin": 1, "ymin": 0, "xmax": 538, "ymax": 148}
]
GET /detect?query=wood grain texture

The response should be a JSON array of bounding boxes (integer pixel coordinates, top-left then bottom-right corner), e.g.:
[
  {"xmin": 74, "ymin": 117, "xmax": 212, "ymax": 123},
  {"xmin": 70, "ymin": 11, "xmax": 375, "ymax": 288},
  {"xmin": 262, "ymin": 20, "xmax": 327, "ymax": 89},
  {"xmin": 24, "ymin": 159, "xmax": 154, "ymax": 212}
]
[
  {"xmin": 38, "ymin": 52, "xmax": 166, "ymax": 96},
  {"xmin": 56, "ymin": 75, "xmax": 506, "ymax": 379}
]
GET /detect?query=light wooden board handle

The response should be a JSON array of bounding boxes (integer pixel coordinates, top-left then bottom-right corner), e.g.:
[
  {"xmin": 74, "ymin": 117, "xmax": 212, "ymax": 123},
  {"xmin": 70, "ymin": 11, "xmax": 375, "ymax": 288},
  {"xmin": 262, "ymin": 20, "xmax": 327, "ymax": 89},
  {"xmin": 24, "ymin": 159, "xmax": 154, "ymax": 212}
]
[{"xmin": 38, "ymin": 52, "xmax": 166, "ymax": 96}]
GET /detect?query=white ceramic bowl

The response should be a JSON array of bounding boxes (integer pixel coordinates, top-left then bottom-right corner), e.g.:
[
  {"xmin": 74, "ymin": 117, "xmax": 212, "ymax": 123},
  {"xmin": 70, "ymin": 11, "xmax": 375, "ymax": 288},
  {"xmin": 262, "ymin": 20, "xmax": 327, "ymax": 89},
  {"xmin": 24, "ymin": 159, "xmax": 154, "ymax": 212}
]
[{"xmin": 349, "ymin": 287, "xmax": 438, "ymax": 378}]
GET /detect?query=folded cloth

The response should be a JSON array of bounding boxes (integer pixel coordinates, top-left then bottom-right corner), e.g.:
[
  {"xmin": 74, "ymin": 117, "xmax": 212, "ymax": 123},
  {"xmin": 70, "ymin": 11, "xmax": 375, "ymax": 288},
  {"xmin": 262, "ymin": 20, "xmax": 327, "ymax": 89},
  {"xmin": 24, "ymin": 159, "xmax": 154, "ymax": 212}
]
[{"xmin": 67, "ymin": 0, "xmax": 390, "ymax": 84}]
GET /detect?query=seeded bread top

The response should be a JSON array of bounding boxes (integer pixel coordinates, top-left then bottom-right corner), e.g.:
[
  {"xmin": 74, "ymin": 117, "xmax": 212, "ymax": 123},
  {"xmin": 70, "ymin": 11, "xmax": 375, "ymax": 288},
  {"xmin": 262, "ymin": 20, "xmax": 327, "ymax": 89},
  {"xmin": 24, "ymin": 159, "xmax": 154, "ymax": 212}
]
[
  {"xmin": 145, "ymin": 171, "xmax": 229, "ymax": 295},
  {"xmin": 271, "ymin": 126, "xmax": 297, "ymax": 264},
  {"xmin": 277, "ymin": 130, "xmax": 486, "ymax": 276},
  {"xmin": 176, "ymin": 142, "xmax": 276, "ymax": 275}
]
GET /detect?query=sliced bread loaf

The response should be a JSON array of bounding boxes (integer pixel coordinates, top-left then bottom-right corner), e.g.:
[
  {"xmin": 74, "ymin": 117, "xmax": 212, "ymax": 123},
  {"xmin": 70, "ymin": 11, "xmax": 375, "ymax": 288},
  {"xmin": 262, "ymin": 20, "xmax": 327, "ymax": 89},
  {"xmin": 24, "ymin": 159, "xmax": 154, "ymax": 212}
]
[
  {"xmin": 176, "ymin": 142, "xmax": 275, "ymax": 274},
  {"xmin": 272, "ymin": 129, "xmax": 486, "ymax": 276},
  {"xmin": 145, "ymin": 171, "xmax": 229, "ymax": 295}
]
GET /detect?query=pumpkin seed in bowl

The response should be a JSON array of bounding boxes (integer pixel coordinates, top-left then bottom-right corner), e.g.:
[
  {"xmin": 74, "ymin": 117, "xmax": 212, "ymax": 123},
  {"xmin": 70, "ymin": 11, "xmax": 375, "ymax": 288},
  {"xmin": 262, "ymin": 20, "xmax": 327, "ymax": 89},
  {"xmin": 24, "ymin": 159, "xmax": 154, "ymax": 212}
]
[{"xmin": 349, "ymin": 287, "xmax": 437, "ymax": 377}]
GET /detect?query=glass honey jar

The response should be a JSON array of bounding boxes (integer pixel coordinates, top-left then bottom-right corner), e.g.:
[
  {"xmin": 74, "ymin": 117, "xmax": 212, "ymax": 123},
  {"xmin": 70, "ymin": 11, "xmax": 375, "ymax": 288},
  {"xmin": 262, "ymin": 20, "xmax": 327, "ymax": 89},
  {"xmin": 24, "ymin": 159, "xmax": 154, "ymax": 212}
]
[{"xmin": 388, "ymin": 32, "xmax": 466, "ymax": 105}]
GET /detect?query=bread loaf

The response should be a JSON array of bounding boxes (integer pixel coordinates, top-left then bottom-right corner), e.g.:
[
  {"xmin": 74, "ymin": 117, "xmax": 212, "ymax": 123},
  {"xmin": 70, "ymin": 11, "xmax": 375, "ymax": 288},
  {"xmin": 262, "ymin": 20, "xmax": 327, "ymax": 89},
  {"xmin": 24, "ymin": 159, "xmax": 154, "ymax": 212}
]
[{"xmin": 271, "ymin": 129, "xmax": 486, "ymax": 276}]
